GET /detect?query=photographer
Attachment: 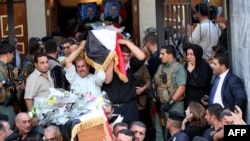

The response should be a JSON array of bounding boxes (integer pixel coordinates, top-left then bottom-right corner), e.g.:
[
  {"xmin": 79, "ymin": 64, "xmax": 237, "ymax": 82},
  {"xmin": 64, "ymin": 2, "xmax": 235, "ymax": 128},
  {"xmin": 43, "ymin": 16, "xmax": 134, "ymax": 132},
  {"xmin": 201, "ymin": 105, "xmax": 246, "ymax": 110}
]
[
  {"xmin": 0, "ymin": 41, "xmax": 16, "ymax": 129},
  {"xmin": 187, "ymin": 2, "xmax": 220, "ymax": 60}
]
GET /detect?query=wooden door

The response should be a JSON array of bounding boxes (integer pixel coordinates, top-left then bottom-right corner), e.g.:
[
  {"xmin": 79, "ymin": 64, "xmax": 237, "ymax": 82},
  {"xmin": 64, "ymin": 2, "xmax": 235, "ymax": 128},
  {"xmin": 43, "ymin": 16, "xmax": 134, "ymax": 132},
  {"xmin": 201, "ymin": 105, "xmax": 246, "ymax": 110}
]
[{"xmin": 0, "ymin": 0, "xmax": 28, "ymax": 60}]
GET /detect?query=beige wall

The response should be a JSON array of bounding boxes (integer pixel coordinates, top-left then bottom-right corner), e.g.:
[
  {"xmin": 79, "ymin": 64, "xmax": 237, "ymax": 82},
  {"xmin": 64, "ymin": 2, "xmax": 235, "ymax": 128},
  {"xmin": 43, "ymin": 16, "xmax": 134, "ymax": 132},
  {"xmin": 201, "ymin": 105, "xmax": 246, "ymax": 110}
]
[
  {"xmin": 26, "ymin": 0, "xmax": 47, "ymax": 40},
  {"xmin": 139, "ymin": 0, "xmax": 156, "ymax": 47}
]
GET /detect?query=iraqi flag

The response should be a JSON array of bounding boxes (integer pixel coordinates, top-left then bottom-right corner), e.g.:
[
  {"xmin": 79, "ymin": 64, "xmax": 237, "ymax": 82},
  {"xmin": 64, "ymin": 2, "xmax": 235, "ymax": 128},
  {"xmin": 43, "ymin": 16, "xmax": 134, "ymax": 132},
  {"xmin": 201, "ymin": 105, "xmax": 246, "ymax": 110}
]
[{"xmin": 85, "ymin": 29, "xmax": 128, "ymax": 83}]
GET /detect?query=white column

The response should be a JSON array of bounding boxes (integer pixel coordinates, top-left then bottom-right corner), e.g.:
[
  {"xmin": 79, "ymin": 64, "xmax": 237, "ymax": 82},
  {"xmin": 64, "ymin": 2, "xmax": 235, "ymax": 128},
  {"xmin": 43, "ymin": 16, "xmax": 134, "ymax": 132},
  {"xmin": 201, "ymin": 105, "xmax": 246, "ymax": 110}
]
[
  {"xmin": 139, "ymin": 0, "xmax": 156, "ymax": 46},
  {"xmin": 229, "ymin": 0, "xmax": 250, "ymax": 123},
  {"xmin": 26, "ymin": 0, "xmax": 47, "ymax": 39}
]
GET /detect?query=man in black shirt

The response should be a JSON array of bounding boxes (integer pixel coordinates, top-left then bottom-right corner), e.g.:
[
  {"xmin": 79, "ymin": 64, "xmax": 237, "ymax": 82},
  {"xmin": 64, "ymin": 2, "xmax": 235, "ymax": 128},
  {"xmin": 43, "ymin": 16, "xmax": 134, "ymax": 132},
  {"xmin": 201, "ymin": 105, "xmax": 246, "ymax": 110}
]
[{"xmin": 102, "ymin": 39, "xmax": 145, "ymax": 127}]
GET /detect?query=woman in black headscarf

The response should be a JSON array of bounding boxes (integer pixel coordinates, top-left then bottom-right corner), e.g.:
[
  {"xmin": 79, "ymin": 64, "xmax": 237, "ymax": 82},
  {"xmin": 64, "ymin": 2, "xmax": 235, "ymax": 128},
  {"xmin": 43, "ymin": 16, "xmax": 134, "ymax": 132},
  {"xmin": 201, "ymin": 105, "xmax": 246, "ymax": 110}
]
[{"xmin": 184, "ymin": 44, "xmax": 213, "ymax": 109}]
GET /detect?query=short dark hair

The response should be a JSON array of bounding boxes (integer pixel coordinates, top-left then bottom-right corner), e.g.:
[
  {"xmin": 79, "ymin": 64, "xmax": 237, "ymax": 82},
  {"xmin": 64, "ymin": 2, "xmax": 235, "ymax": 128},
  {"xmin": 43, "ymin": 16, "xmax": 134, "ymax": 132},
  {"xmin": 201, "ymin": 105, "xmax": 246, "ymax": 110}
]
[
  {"xmin": 213, "ymin": 53, "xmax": 229, "ymax": 68},
  {"xmin": 34, "ymin": 52, "xmax": 48, "ymax": 63},
  {"xmin": 29, "ymin": 42, "xmax": 41, "ymax": 55},
  {"xmin": 130, "ymin": 121, "xmax": 146, "ymax": 131},
  {"xmin": 143, "ymin": 33, "xmax": 157, "ymax": 45},
  {"xmin": 52, "ymin": 31, "xmax": 65, "ymax": 37},
  {"xmin": 117, "ymin": 129, "xmax": 135, "ymax": 141},
  {"xmin": 164, "ymin": 26, "xmax": 176, "ymax": 40},
  {"xmin": 113, "ymin": 122, "xmax": 128, "ymax": 136},
  {"xmin": 195, "ymin": 3, "xmax": 209, "ymax": 17},
  {"xmin": 0, "ymin": 41, "xmax": 15, "ymax": 55},
  {"xmin": 44, "ymin": 40, "xmax": 57, "ymax": 53},
  {"xmin": 120, "ymin": 45, "xmax": 131, "ymax": 53},
  {"xmin": 63, "ymin": 38, "xmax": 77, "ymax": 45},
  {"xmin": 207, "ymin": 103, "xmax": 223, "ymax": 120},
  {"xmin": 161, "ymin": 44, "xmax": 176, "ymax": 57},
  {"xmin": 29, "ymin": 37, "xmax": 41, "ymax": 43}
]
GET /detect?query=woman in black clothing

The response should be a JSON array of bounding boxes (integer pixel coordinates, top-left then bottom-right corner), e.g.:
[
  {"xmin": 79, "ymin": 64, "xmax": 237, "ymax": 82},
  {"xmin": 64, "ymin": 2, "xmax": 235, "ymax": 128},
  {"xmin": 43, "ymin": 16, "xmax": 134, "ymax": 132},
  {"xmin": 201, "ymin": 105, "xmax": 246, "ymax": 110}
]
[
  {"xmin": 181, "ymin": 101, "xmax": 209, "ymax": 140},
  {"xmin": 184, "ymin": 44, "xmax": 213, "ymax": 109}
]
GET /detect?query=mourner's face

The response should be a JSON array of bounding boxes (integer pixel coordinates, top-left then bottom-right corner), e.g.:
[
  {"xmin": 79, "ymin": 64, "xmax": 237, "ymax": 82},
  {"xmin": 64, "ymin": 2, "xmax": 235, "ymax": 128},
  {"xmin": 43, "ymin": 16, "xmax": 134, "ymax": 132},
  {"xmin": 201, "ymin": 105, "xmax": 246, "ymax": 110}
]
[
  {"xmin": 122, "ymin": 52, "xmax": 131, "ymax": 65},
  {"xmin": 113, "ymin": 126, "xmax": 127, "ymax": 139},
  {"xmin": 75, "ymin": 59, "xmax": 89, "ymax": 77},
  {"xmin": 62, "ymin": 42, "xmax": 71, "ymax": 57},
  {"xmin": 15, "ymin": 114, "xmax": 32, "ymax": 134},
  {"xmin": 35, "ymin": 56, "xmax": 49, "ymax": 73},
  {"xmin": 0, "ymin": 121, "xmax": 13, "ymax": 138},
  {"xmin": 130, "ymin": 125, "xmax": 146, "ymax": 141},
  {"xmin": 159, "ymin": 48, "xmax": 170, "ymax": 64},
  {"xmin": 186, "ymin": 49, "xmax": 196, "ymax": 65},
  {"xmin": 103, "ymin": 105, "xmax": 114, "ymax": 120},
  {"xmin": 185, "ymin": 107, "xmax": 193, "ymax": 121},
  {"xmin": 211, "ymin": 58, "xmax": 223, "ymax": 74},
  {"xmin": 205, "ymin": 110, "xmax": 213, "ymax": 126}
]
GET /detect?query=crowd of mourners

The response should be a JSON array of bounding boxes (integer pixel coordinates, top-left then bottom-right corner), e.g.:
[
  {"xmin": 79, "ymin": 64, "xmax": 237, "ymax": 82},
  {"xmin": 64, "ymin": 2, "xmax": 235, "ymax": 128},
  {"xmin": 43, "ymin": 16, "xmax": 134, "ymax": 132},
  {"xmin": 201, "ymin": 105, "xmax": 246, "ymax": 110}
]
[{"xmin": 0, "ymin": 2, "xmax": 248, "ymax": 141}]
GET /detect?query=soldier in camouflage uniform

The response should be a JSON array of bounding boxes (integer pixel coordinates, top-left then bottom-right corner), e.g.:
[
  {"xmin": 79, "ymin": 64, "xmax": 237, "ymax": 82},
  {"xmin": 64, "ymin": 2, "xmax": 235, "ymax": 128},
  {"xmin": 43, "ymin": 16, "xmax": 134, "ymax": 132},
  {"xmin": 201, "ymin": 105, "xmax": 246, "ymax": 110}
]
[
  {"xmin": 18, "ymin": 42, "xmax": 42, "ymax": 112},
  {"xmin": 0, "ymin": 42, "xmax": 16, "ymax": 128}
]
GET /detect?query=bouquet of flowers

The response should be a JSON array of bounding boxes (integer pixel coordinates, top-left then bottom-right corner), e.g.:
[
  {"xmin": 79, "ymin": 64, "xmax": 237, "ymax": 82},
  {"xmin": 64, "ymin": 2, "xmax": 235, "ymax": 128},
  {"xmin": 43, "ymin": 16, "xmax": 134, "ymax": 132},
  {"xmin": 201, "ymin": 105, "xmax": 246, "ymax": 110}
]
[{"xmin": 29, "ymin": 88, "xmax": 110, "ymax": 126}]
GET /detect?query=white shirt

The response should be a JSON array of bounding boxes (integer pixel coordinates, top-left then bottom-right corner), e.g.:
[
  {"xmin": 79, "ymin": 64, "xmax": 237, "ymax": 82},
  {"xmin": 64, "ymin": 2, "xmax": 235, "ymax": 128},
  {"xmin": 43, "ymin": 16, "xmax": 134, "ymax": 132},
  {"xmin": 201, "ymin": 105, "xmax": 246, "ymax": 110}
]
[
  {"xmin": 65, "ymin": 65, "xmax": 105, "ymax": 97},
  {"xmin": 190, "ymin": 19, "xmax": 221, "ymax": 59},
  {"xmin": 213, "ymin": 69, "xmax": 229, "ymax": 106}
]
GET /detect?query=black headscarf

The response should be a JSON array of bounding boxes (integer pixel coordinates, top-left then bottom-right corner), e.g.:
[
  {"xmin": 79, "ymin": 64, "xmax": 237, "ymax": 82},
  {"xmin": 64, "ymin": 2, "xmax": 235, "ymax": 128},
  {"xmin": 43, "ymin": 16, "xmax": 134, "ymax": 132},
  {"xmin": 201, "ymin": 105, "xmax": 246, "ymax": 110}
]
[{"xmin": 185, "ymin": 44, "xmax": 204, "ymax": 66}]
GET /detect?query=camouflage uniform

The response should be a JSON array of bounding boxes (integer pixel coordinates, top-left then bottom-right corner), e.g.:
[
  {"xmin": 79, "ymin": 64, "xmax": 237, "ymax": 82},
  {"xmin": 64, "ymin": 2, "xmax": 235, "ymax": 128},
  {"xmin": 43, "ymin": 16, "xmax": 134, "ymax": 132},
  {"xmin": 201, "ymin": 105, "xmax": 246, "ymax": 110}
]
[
  {"xmin": 18, "ymin": 55, "xmax": 35, "ymax": 81},
  {"xmin": 0, "ymin": 61, "xmax": 16, "ymax": 128},
  {"xmin": 17, "ymin": 55, "xmax": 35, "ymax": 112}
]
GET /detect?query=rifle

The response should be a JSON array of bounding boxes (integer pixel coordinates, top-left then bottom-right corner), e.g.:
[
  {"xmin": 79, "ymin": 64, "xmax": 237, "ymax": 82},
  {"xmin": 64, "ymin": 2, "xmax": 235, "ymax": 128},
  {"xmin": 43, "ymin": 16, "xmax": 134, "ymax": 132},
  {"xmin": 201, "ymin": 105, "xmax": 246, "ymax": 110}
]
[
  {"xmin": 152, "ymin": 84, "xmax": 166, "ymax": 140},
  {"xmin": 3, "ymin": 64, "xmax": 19, "ymax": 114}
]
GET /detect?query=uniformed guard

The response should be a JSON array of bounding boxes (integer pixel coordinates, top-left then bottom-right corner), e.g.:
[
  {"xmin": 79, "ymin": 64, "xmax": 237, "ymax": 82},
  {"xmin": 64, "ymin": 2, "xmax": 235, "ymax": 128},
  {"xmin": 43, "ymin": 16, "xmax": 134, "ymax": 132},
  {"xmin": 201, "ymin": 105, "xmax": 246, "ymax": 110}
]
[
  {"xmin": 0, "ymin": 41, "xmax": 17, "ymax": 128},
  {"xmin": 153, "ymin": 44, "xmax": 187, "ymax": 141}
]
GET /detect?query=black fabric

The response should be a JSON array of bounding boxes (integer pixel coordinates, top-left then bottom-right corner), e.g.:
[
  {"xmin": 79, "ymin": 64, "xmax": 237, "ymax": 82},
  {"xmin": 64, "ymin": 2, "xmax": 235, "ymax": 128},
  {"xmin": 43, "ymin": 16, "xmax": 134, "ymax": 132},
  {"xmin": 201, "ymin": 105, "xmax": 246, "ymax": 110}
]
[
  {"xmin": 0, "ymin": 113, "xmax": 9, "ymax": 121},
  {"xmin": 185, "ymin": 123, "xmax": 209, "ymax": 140},
  {"xmin": 85, "ymin": 31, "xmax": 111, "ymax": 66},
  {"xmin": 5, "ymin": 133, "xmax": 21, "ymax": 141},
  {"xmin": 105, "ymin": 16, "xmax": 120, "ymax": 24},
  {"xmin": 47, "ymin": 55, "xmax": 63, "ymax": 88},
  {"xmin": 16, "ymin": 130, "xmax": 43, "ymax": 141},
  {"xmin": 218, "ymin": 28, "xmax": 228, "ymax": 51},
  {"xmin": 168, "ymin": 111, "xmax": 185, "ymax": 121},
  {"xmin": 102, "ymin": 57, "xmax": 144, "ymax": 104},
  {"xmin": 58, "ymin": 119, "xmax": 81, "ymax": 141},
  {"xmin": 147, "ymin": 51, "xmax": 161, "ymax": 79},
  {"xmin": 184, "ymin": 45, "xmax": 213, "ymax": 109}
]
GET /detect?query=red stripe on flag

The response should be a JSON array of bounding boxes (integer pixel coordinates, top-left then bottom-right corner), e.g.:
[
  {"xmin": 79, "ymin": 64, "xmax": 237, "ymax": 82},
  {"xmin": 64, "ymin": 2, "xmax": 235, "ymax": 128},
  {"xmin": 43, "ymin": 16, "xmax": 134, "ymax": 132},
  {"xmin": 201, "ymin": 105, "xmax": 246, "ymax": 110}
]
[{"xmin": 115, "ymin": 34, "xmax": 127, "ymax": 79}]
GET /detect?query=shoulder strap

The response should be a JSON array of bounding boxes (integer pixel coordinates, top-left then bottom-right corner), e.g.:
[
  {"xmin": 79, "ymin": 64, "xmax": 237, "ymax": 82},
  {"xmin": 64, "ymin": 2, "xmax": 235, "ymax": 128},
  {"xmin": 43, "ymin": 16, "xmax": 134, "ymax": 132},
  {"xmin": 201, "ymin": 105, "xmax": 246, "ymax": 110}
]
[
  {"xmin": 0, "ymin": 66, "xmax": 8, "ymax": 80},
  {"xmin": 166, "ymin": 62, "xmax": 179, "ymax": 88}
]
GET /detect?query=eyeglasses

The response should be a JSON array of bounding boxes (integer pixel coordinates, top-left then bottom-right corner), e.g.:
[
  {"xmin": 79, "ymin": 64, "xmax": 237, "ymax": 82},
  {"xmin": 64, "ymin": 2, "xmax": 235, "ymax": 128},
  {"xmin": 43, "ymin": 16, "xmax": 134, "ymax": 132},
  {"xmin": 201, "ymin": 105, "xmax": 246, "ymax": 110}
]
[{"xmin": 44, "ymin": 136, "xmax": 60, "ymax": 141}]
